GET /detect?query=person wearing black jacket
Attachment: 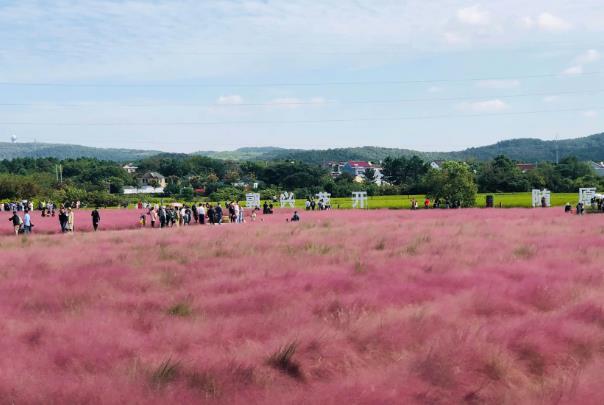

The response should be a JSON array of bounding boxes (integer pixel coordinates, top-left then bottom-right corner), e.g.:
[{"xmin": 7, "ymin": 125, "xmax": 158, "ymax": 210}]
[
  {"xmin": 215, "ymin": 204, "xmax": 223, "ymax": 225},
  {"xmin": 8, "ymin": 211, "xmax": 21, "ymax": 236},
  {"xmin": 207, "ymin": 205, "xmax": 215, "ymax": 224},
  {"xmin": 159, "ymin": 207, "xmax": 166, "ymax": 228},
  {"xmin": 91, "ymin": 208, "xmax": 101, "ymax": 231},
  {"xmin": 58, "ymin": 208, "xmax": 68, "ymax": 233}
]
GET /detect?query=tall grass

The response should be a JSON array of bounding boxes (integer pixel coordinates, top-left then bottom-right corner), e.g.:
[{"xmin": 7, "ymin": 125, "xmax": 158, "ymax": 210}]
[{"xmin": 0, "ymin": 208, "xmax": 602, "ymax": 403}]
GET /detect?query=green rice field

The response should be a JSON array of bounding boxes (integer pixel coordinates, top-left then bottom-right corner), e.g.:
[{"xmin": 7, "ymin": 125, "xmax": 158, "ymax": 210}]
[{"xmin": 319, "ymin": 193, "xmax": 579, "ymax": 209}]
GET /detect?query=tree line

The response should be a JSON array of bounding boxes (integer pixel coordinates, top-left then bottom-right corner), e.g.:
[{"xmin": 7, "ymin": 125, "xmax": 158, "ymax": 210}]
[{"xmin": 0, "ymin": 154, "xmax": 602, "ymax": 207}]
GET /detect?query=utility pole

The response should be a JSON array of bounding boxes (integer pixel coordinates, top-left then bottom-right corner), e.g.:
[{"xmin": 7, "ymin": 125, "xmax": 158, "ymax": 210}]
[
  {"xmin": 33, "ymin": 138, "xmax": 37, "ymax": 171},
  {"xmin": 55, "ymin": 164, "xmax": 63, "ymax": 183}
]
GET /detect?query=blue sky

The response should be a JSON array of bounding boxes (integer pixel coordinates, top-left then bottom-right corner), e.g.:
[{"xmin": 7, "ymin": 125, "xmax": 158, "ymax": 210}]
[{"xmin": 0, "ymin": 0, "xmax": 603, "ymax": 152}]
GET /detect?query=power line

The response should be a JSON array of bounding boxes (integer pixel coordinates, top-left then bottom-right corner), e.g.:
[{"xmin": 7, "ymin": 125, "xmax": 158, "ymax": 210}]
[
  {"xmin": 0, "ymin": 39, "xmax": 602, "ymax": 57},
  {"xmin": 0, "ymin": 88, "xmax": 601, "ymax": 109},
  {"xmin": 0, "ymin": 71, "xmax": 600, "ymax": 88},
  {"xmin": 0, "ymin": 106, "xmax": 601, "ymax": 126}
]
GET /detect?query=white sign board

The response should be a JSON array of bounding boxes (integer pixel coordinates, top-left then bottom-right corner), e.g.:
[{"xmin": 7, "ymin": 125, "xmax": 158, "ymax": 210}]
[
  {"xmin": 245, "ymin": 193, "xmax": 260, "ymax": 209},
  {"xmin": 579, "ymin": 188, "xmax": 596, "ymax": 205},
  {"xmin": 352, "ymin": 191, "xmax": 368, "ymax": 209},
  {"xmin": 316, "ymin": 192, "xmax": 331, "ymax": 206},
  {"xmin": 279, "ymin": 192, "xmax": 295, "ymax": 208},
  {"xmin": 531, "ymin": 189, "xmax": 551, "ymax": 207}
]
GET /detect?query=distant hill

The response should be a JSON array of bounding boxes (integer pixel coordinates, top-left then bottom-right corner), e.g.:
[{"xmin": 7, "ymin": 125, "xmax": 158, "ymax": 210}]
[
  {"xmin": 0, "ymin": 142, "xmax": 162, "ymax": 161},
  {"xmin": 193, "ymin": 147, "xmax": 290, "ymax": 160},
  {"xmin": 195, "ymin": 132, "xmax": 604, "ymax": 163},
  {"xmin": 447, "ymin": 132, "xmax": 604, "ymax": 162},
  {"xmin": 254, "ymin": 146, "xmax": 445, "ymax": 164},
  {"xmin": 3, "ymin": 131, "xmax": 604, "ymax": 163}
]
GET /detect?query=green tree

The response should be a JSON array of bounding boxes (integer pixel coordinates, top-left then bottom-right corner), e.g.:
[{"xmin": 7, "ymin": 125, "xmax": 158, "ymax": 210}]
[
  {"xmin": 477, "ymin": 155, "xmax": 529, "ymax": 192},
  {"xmin": 163, "ymin": 181, "xmax": 181, "ymax": 196},
  {"xmin": 424, "ymin": 161, "xmax": 477, "ymax": 207},
  {"xmin": 364, "ymin": 168, "xmax": 376, "ymax": 182},
  {"xmin": 381, "ymin": 155, "xmax": 428, "ymax": 192},
  {"xmin": 179, "ymin": 187, "xmax": 194, "ymax": 200}
]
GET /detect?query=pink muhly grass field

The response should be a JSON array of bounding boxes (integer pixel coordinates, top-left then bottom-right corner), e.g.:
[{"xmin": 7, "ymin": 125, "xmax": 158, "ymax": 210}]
[{"xmin": 1, "ymin": 208, "xmax": 604, "ymax": 403}]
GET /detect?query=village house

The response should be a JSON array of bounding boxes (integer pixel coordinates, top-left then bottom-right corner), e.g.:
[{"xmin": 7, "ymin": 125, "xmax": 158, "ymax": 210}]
[
  {"xmin": 122, "ymin": 172, "xmax": 166, "ymax": 195},
  {"xmin": 122, "ymin": 163, "xmax": 138, "ymax": 174},
  {"xmin": 340, "ymin": 161, "xmax": 385, "ymax": 185},
  {"xmin": 138, "ymin": 172, "xmax": 166, "ymax": 188},
  {"xmin": 341, "ymin": 161, "xmax": 374, "ymax": 177}
]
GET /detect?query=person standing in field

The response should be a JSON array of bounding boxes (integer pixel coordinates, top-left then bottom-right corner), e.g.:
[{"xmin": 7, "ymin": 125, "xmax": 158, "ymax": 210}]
[
  {"xmin": 215, "ymin": 203, "xmax": 223, "ymax": 225},
  {"xmin": 66, "ymin": 207, "xmax": 75, "ymax": 232},
  {"xmin": 238, "ymin": 203, "xmax": 244, "ymax": 223},
  {"xmin": 8, "ymin": 210, "xmax": 22, "ymax": 236},
  {"xmin": 192, "ymin": 204, "xmax": 199, "ymax": 223},
  {"xmin": 158, "ymin": 207, "xmax": 166, "ymax": 228},
  {"xmin": 58, "ymin": 208, "xmax": 68, "ymax": 233},
  {"xmin": 207, "ymin": 204, "xmax": 215, "ymax": 224},
  {"xmin": 91, "ymin": 208, "xmax": 101, "ymax": 231},
  {"xmin": 150, "ymin": 208, "xmax": 158, "ymax": 228},
  {"xmin": 23, "ymin": 210, "xmax": 32, "ymax": 234},
  {"xmin": 197, "ymin": 204, "xmax": 205, "ymax": 225},
  {"xmin": 233, "ymin": 202, "xmax": 241, "ymax": 223}
]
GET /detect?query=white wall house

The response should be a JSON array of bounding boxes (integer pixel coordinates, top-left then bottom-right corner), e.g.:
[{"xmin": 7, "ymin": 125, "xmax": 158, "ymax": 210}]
[
  {"xmin": 123, "ymin": 163, "xmax": 138, "ymax": 174},
  {"xmin": 123, "ymin": 186, "xmax": 164, "ymax": 195}
]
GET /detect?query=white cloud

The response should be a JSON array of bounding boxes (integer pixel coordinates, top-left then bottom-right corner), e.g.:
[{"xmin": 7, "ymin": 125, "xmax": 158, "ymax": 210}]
[
  {"xmin": 428, "ymin": 86, "xmax": 443, "ymax": 93},
  {"xmin": 582, "ymin": 110, "xmax": 598, "ymax": 118},
  {"xmin": 459, "ymin": 99, "xmax": 508, "ymax": 113},
  {"xmin": 476, "ymin": 79, "xmax": 520, "ymax": 89},
  {"xmin": 575, "ymin": 49, "xmax": 601, "ymax": 64},
  {"xmin": 217, "ymin": 95, "xmax": 244, "ymax": 105},
  {"xmin": 561, "ymin": 65, "xmax": 583, "ymax": 76},
  {"xmin": 543, "ymin": 96, "xmax": 560, "ymax": 103},
  {"xmin": 536, "ymin": 12, "xmax": 571, "ymax": 31},
  {"xmin": 457, "ymin": 5, "xmax": 491, "ymax": 26},
  {"xmin": 560, "ymin": 50, "xmax": 600, "ymax": 78}
]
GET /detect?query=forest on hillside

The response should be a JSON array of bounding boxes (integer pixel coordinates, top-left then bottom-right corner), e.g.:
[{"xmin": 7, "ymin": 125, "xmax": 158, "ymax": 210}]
[{"xmin": 2, "ymin": 132, "xmax": 604, "ymax": 164}]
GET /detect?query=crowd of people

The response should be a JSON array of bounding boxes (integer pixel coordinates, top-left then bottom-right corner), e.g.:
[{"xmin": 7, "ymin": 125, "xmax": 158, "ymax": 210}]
[
  {"xmin": 139, "ymin": 201, "xmax": 304, "ymax": 228},
  {"xmin": 304, "ymin": 198, "xmax": 331, "ymax": 211},
  {"xmin": 565, "ymin": 197, "xmax": 604, "ymax": 215},
  {"xmin": 409, "ymin": 198, "xmax": 464, "ymax": 209},
  {"xmin": 4, "ymin": 197, "xmax": 307, "ymax": 237},
  {"xmin": 7, "ymin": 191, "xmax": 603, "ymax": 237},
  {"xmin": 142, "ymin": 201, "xmax": 244, "ymax": 228},
  {"xmin": 7, "ymin": 206, "xmax": 78, "ymax": 235}
]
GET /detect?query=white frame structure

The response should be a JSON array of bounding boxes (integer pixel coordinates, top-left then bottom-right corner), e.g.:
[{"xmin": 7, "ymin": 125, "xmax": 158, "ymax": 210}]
[
  {"xmin": 351, "ymin": 191, "xmax": 368, "ymax": 209},
  {"xmin": 579, "ymin": 188, "xmax": 597, "ymax": 205},
  {"xmin": 245, "ymin": 193, "xmax": 261, "ymax": 209},
  {"xmin": 279, "ymin": 192, "xmax": 295, "ymax": 208},
  {"xmin": 531, "ymin": 189, "xmax": 551, "ymax": 207}
]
